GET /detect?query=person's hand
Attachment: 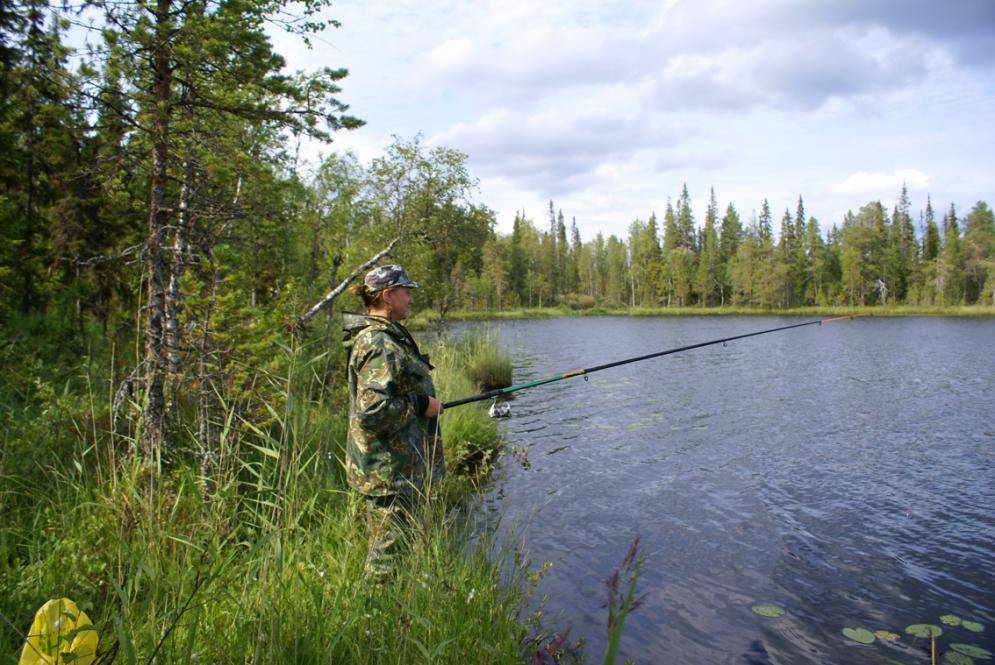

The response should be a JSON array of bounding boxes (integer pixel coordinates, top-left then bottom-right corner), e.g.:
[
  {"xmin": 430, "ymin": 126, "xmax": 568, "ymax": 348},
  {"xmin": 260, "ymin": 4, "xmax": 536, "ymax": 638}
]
[{"xmin": 423, "ymin": 396, "xmax": 443, "ymax": 417}]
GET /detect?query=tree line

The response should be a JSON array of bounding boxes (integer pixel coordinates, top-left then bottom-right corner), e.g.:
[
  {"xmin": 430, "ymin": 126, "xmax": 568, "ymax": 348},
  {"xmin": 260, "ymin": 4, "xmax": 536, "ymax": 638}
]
[{"xmin": 463, "ymin": 186, "xmax": 994, "ymax": 311}]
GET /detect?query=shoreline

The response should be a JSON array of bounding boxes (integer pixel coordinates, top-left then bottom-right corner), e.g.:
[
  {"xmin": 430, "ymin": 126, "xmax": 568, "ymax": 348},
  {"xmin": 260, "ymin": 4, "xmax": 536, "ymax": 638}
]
[{"xmin": 411, "ymin": 305, "xmax": 995, "ymax": 325}]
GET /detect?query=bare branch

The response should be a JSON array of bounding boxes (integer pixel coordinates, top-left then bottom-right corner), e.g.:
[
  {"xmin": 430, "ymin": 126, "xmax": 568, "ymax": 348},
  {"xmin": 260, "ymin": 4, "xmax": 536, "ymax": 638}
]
[{"xmin": 295, "ymin": 237, "xmax": 399, "ymax": 332}]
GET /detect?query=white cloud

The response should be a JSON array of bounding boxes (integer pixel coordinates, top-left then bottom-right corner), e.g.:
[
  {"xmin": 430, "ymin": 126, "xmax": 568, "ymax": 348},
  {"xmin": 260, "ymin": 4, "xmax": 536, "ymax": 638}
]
[
  {"xmin": 832, "ymin": 169, "xmax": 931, "ymax": 196},
  {"xmin": 269, "ymin": 0, "xmax": 995, "ymax": 239},
  {"xmin": 430, "ymin": 106, "xmax": 684, "ymax": 195}
]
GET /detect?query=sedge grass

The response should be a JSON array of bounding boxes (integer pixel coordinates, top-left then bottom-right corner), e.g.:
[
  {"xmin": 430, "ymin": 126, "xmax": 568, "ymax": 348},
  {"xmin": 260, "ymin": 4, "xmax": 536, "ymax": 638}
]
[{"xmin": 0, "ymin": 329, "xmax": 536, "ymax": 664}]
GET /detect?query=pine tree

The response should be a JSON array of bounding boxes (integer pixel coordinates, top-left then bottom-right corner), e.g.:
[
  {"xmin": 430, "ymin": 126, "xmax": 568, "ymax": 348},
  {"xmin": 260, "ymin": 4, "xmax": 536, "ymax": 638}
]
[
  {"xmin": 941, "ymin": 203, "xmax": 966, "ymax": 304},
  {"xmin": 673, "ymin": 185, "xmax": 697, "ymax": 305},
  {"xmin": 921, "ymin": 197, "xmax": 941, "ymax": 303},
  {"xmin": 85, "ymin": 0, "xmax": 362, "ymax": 458},
  {"xmin": 804, "ymin": 216, "xmax": 826, "ymax": 304},
  {"xmin": 509, "ymin": 212, "xmax": 527, "ymax": 304},
  {"xmin": 543, "ymin": 200, "xmax": 558, "ymax": 301},
  {"xmin": 717, "ymin": 203, "xmax": 742, "ymax": 305},
  {"xmin": 695, "ymin": 188, "xmax": 720, "ymax": 306},
  {"xmin": 661, "ymin": 199, "xmax": 678, "ymax": 306},
  {"xmin": 556, "ymin": 209, "xmax": 569, "ymax": 295},
  {"xmin": 889, "ymin": 184, "xmax": 917, "ymax": 303},
  {"xmin": 568, "ymin": 216, "xmax": 582, "ymax": 295},
  {"xmin": 775, "ymin": 209, "xmax": 796, "ymax": 307},
  {"xmin": 792, "ymin": 196, "xmax": 809, "ymax": 303},
  {"xmin": 754, "ymin": 203, "xmax": 776, "ymax": 306}
]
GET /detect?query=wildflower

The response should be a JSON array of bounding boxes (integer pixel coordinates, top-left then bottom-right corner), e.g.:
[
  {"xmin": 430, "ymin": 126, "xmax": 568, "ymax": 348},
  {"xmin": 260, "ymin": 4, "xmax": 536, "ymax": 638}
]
[{"xmin": 466, "ymin": 588, "xmax": 476, "ymax": 603}]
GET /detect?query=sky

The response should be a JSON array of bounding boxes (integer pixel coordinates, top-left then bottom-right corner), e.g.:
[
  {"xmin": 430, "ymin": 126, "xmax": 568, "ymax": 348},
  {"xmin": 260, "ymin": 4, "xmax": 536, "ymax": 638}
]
[{"xmin": 271, "ymin": 0, "xmax": 995, "ymax": 239}]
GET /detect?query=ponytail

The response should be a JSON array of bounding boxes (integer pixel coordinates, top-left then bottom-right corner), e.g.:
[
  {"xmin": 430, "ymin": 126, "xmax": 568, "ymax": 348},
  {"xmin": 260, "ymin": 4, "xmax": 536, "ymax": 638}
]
[{"xmin": 349, "ymin": 283, "xmax": 382, "ymax": 310}]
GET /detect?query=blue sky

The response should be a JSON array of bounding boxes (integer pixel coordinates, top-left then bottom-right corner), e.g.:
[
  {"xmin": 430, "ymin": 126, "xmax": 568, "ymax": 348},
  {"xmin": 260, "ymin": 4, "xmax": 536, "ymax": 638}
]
[{"xmin": 272, "ymin": 0, "xmax": 995, "ymax": 239}]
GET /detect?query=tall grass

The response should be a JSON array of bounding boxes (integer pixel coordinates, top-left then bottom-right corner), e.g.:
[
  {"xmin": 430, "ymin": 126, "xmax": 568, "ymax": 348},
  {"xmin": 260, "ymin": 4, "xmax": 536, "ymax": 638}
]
[
  {"xmin": 0, "ymin": 327, "xmax": 537, "ymax": 664},
  {"xmin": 0, "ymin": 319, "xmax": 646, "ymax": 664}
]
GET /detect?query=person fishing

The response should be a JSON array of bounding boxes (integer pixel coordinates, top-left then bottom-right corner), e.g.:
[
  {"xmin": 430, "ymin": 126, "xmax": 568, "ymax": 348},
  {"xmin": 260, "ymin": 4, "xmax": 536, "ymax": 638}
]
[{"xmin": 343, "ymin": 264, "xmax": 444, "ymax": 578}]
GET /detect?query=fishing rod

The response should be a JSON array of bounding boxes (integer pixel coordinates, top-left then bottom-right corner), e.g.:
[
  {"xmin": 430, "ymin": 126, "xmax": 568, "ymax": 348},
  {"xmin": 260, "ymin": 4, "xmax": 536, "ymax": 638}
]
[{"xmin": 442, "ymin": 315, "xmax": 860, "ymax": 411}]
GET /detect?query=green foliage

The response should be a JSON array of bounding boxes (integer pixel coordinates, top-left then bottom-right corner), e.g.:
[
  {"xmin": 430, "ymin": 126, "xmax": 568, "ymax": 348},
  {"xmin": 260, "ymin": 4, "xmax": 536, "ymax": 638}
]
[
  {"xmin": 950, "ymin": 644, "xmax": 992, "ymax": 660},
  {"xmin": 907, "ymin": 624, "xmax": 944, "ymax": 638},
  {"xmin": 962, "ymin": 621, "xmax": 984, "ymax": 633},
  {"xmin": 842, "ymin": 627, "xmax": 876, "ymax": 644}
]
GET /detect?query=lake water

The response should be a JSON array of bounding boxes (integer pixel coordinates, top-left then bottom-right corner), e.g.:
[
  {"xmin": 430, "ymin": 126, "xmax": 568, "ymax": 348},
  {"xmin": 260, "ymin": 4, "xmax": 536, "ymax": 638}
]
[{"xmin": 461, "ymin": 316, "xmax": 995, "ymax": 664}]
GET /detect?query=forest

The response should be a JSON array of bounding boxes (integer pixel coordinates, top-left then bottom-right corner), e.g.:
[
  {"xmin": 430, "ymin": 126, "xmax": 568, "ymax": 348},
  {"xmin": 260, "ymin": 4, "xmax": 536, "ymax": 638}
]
[{"xmin": 1, "ymin": 0, "xmax": 994, "ymax": 661}]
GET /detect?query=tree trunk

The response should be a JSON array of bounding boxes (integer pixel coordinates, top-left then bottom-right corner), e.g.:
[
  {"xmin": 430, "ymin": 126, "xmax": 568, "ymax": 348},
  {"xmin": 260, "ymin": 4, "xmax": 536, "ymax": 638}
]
[
  {"xmin": 165, "ymin": 154, "xmax": 193, "ymax": 374},
  {"xmin": 142, "ymin": 0, "xmax": 173, "ymax": 461}
]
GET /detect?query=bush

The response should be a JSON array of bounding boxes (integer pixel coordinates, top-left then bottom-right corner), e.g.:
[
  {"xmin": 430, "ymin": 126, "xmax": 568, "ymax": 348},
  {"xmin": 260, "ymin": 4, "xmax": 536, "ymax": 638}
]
[{"xmin": 566, "ymin": 294, "xmax": 596, "ymax": 310}]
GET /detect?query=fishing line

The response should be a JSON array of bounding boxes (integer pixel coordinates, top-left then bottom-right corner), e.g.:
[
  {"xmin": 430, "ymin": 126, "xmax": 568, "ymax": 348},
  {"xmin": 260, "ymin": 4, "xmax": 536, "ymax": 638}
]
[{"xmin": 443, "ymin": 315, "xmax": 861, "ymax": 412}]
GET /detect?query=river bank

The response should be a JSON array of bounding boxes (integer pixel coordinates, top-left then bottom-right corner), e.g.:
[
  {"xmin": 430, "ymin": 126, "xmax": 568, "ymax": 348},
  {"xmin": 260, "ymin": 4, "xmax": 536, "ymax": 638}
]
[{"xmin": 409, "ymin": 304, "xmax": 995, "ymax": 327}]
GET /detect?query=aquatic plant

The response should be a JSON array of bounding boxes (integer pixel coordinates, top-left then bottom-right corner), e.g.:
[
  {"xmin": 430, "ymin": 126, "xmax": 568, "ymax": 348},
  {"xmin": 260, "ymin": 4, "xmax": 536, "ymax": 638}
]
[
  {"xmin": 751, "ymin": 604, "xmax": 786, "ymax": 618},
  {"xmin": 908, "ymin": 624, "xmax": 944, "ymax": 638},
  {"xmin": 842, "ymin": 627, "xmax": 876, "ymax": 644},
  {"xmin": 943, "ymin": 653, "xmax": 975, "ymax": 665},
  {"xmin": 950, "ymin": 644, "xmax": 992, "ymax": 660},
  {"xmin": 602, "ymin": 536, "xmax": 647, "ymax": 665}
]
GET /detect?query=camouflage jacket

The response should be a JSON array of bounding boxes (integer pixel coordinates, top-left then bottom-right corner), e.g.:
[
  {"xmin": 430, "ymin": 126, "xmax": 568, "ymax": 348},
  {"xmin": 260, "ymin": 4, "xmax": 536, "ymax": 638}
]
[{"xmin": 343, "ymin": 313, "xmax": 444, "ymax": 497}]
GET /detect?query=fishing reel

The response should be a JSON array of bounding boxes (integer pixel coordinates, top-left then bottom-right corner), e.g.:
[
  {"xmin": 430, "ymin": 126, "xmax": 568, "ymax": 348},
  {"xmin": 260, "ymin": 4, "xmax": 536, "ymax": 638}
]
[{"xmin": 488, "ymin": 397, "xmax": 512, "ymax": 418}]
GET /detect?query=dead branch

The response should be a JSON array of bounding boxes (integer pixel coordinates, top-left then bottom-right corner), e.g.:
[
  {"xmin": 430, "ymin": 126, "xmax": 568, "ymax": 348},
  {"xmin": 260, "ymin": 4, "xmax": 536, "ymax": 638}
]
[{"xmin": 295, "ymin": 237, "xmax": 399, "ymax": 332}]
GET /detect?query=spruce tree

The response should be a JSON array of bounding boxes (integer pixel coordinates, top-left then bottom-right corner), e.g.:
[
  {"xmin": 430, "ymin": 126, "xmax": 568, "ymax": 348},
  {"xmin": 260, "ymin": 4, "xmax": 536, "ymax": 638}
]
[
  {"xmin": 804, "ymin": 216, "xmax": 826, "ymax": 304},
  {"xmin": 695, "ymin": 188, "xmax": 720, "ymax": 306},
  {"xmin": 921, "ymin": 197, "xmax": 941, "ymax": 303},
  {"xmin": 941, "ymin": 203, "xmax": 966, "ymax": 304},
  {"xmin": 718, "ymin": 203, "xmax": 742, "ymax": 305},
  {"xmin": 775, "ymin": 209, "xmax": 796, "ymax": 307}
]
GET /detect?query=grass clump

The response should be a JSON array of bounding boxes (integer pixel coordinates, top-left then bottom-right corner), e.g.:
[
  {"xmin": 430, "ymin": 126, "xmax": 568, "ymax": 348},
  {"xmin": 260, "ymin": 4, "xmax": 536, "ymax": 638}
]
[
  {"xmin": 431, "ymin": 332, "xmax": 506, "ymax": 475},
  {"xmin": 461, "ymin": 331, "xmax": 513, "ymax": 391}
]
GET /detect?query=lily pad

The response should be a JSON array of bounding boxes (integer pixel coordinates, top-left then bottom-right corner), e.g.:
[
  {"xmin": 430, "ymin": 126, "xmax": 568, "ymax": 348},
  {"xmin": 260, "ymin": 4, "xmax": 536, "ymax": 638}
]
[
  {"xmin": 907, "ymin": 624, "xmax": 944, "ymax": 638},
  {"xmin": 950, "ymin": 644, "xmax": 993, "ymax": 660},
  {"xmin": 942, "ymin": 615, "xmax": 963, "ymax": 626},
  {"xmin": 751, "ymin": 604, "xmax": 785, "ymax": 618},
  {"xmin": 943, "ymin": 653, "xmax": 975, "ymax": 665},
  {"xmin": 962, "ymin": 621, "xmax": 984, "ymax": 633},
  {"xmin": 874, "ymin": 630, "xmax": 900, "ymax": 641},
  {"xmin": 843, "ymin": 627, "xmax": 876, "ymax": 644}
]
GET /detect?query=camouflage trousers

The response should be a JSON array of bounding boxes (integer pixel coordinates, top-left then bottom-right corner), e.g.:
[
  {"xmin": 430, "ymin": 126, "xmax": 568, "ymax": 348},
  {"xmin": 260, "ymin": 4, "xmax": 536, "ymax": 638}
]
[{"xmin": 362, "ymin": 493, "xmax": 414, "ymax": 580}]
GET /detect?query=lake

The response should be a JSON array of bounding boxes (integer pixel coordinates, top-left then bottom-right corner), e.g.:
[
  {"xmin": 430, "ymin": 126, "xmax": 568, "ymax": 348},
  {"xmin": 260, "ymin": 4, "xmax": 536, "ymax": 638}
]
[{"xmin": 460, "ymin": 316, "xmax": 995, "ymax": 664}]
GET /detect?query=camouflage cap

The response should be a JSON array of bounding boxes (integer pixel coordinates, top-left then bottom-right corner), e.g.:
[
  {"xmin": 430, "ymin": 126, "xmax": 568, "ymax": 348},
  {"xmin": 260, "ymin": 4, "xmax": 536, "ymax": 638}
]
[{"xmin": 363, "ymin": 264, "xmax": 421, "ymax": 293}]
